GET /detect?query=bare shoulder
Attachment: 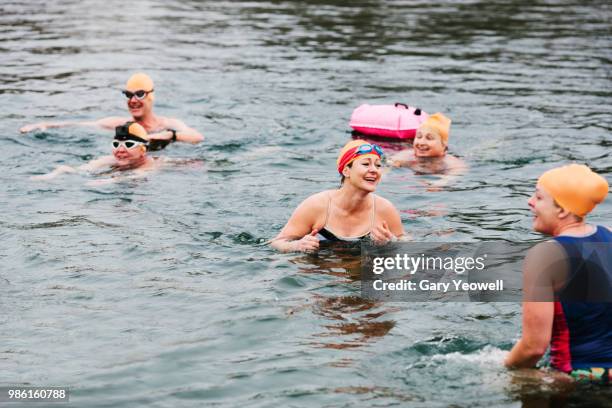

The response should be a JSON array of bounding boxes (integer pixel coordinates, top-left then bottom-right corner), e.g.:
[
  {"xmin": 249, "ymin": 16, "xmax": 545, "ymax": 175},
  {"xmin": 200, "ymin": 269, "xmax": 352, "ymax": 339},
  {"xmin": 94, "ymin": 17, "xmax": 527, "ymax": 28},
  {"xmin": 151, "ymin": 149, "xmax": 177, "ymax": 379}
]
[
  {"xmin": 374, "ymin": 195, "xmax": 399, "ymax": 214},
  {"xmin": 299, "ymin": 190, "xmax": 332, "ymax": 212}
]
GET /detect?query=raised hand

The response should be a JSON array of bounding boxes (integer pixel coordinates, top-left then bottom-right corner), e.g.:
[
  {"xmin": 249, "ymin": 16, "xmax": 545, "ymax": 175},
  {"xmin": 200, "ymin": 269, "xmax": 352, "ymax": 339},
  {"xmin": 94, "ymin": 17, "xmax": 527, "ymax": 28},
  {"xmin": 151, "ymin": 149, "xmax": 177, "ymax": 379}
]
[{"xmin": 370, "ymin": 221, "xmax": 395, "ymax": 245}]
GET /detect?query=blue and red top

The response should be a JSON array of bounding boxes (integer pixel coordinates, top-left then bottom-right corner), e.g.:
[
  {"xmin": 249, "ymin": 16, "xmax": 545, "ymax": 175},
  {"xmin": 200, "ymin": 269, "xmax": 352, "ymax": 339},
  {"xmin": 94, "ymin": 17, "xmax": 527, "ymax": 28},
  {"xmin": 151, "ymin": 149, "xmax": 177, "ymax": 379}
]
[{"xmin": 550, "ymin": 225, "xmax": 612, "ymax": 372}]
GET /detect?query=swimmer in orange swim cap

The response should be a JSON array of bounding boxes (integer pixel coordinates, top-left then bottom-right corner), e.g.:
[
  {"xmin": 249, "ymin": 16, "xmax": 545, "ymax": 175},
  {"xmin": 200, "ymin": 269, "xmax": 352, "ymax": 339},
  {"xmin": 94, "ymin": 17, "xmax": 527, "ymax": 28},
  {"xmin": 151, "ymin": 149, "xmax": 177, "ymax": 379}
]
[
  {"xmin": 20, "ymin": 73, "xmax": 204, "ymax": 150},
  {"xmin": 271, "ymin": 139, "xmax": 405, "ymax": 252},
  {"xmin": 390, "ymin": 113, "xmax": 467, "ymax": 178},
  {"xmin": 31, "ymin": 122, "xmax": 163, "ymax": 183},
  {"xmin": 505, "ymin": 164, "xmax": 612, "ymax": 379}
]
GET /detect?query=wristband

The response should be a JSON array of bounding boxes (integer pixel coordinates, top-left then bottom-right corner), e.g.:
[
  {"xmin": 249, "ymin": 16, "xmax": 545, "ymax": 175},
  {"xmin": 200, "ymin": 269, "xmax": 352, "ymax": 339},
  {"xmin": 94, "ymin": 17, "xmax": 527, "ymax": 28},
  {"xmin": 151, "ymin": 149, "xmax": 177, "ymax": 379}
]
[{"xmin": 167, "ymin": 129, "xmax": 177, "ymax": 142}]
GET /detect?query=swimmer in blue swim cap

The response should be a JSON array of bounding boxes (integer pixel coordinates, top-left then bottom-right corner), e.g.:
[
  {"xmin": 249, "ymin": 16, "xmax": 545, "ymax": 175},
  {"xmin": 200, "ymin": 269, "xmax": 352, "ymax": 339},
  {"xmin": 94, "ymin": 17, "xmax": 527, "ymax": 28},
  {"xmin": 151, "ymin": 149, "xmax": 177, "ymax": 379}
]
[{"xmin": 20, "ymin": 73, "xmax": 203, "ymax": 150}]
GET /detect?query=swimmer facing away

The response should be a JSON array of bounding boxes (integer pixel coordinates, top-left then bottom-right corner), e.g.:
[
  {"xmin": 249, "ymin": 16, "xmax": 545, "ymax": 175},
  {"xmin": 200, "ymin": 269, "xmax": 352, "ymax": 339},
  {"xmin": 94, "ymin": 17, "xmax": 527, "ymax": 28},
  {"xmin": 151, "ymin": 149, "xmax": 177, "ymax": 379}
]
[
  {"xmin": 20, "ymin": 73, "xmax": 203, "ymax": 150},
  {"xmin": 389, "ymin": 113, "xmax": 466, "ymax": 176},
  {"xmin": 31, "ymin": 122, "xmax": 162, "ymax": 182},
  {"xmin": 271, "ymin": 140, "xmax": 405, "ymax": 252},
  {"xmin": 504, "ymin": 164, "xmax": 612, "ymax": 384}
]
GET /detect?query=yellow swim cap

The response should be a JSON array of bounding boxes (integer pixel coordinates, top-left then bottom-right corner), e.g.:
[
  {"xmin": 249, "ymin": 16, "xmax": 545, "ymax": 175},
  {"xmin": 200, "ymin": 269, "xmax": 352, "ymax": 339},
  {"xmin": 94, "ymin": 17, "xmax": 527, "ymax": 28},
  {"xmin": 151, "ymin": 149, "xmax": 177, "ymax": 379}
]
[
  {"xmin": 419, "ymin": 113, "xmax": 451, "ymax": 144},
  {"xmin": 125, "ymin": 73, "xmax": 154, "ymax": 92},
  {"xmin": 538, "ymin": 164, "xmax": 609, "ymax": 217},
  {"xmin": 337, "ymin": 139, "xmax": 383, "ymax": 174}
]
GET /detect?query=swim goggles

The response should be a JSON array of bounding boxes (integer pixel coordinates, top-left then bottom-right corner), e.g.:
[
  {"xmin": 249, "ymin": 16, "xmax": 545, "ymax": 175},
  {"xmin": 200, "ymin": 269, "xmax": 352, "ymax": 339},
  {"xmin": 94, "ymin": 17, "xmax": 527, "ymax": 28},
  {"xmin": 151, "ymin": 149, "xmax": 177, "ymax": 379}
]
[
  {"xmin": 355, "ymin": 143, "xmax": 384, "ymax": 157},
  {"xmin": 112, "ymin": 140, "xmax": 145, "ymax": 149},
  {"xmin": 122, "ymin": 89, "xmax": 154, "ymax": 100},
  {"xmin": 337, "ymin": 143, "xmax": 384, "ymax": 174}
]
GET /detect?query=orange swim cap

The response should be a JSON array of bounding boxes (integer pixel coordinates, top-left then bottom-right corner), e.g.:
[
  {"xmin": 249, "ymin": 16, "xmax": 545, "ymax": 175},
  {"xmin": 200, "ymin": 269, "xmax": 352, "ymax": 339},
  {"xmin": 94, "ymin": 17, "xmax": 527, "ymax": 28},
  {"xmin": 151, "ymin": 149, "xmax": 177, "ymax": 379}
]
[
  {"xmin": 538, "ymin": 164, "xmax": 609, "ymax": 217},
  {"xmin": 419, "ymin": 113, "xmax": 451, "ymax": 144},
  {"xmin": 336, "ymin": 139, "xmax": 383, "ymax": 174},
  {"xmin": 125, "ymin": 73, "xmax": 155, "ymax": 102}
]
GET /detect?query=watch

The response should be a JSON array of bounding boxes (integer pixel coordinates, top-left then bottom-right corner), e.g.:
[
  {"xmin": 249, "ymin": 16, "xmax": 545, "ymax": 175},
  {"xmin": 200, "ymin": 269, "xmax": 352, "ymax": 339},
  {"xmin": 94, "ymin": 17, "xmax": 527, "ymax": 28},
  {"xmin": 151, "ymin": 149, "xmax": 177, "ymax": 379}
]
[{"xmin": 167, "ymin": 129, "xmax": 177, "ymax": 142}]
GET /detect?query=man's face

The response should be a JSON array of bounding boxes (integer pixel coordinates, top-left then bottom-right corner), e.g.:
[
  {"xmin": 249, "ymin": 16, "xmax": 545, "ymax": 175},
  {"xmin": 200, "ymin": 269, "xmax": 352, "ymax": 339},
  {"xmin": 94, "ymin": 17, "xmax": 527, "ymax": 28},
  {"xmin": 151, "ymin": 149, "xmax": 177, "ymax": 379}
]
[{"xmin": 124, "ymin": 89, "xmax": 153, "ymax": 120}]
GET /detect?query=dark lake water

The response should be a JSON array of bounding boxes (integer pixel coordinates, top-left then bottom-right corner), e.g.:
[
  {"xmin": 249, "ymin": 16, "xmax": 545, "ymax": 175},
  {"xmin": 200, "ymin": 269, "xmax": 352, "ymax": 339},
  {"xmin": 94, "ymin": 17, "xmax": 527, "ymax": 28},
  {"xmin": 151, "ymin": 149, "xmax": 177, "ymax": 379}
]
[{"xmin": 1, "ymin": 1, "xmax": 611, "ymax": 406}]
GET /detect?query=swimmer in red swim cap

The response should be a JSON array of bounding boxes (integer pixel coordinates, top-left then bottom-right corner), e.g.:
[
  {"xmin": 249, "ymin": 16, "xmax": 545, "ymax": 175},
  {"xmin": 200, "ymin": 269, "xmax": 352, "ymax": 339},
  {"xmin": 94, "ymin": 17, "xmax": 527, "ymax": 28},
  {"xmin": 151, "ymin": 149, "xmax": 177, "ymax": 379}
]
[{"xmin": 271, "ymin": 139, "xmax": 405, "ymax": 252}]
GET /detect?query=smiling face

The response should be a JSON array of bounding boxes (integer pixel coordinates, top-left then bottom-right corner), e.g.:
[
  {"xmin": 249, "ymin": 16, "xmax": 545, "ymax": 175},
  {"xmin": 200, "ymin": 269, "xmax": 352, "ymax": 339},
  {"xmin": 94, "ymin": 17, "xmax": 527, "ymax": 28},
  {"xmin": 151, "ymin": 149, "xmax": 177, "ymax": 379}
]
[
  {"xmin": 528, "ymin": 185, "xmax": 563, "ymax": 234},
  {"xmin": 125, "ymin": 91, "xmax": 153, "ymax": 120},
  {"xmin": 112, "ymin": 141, "xmax": 146, "ymax": 165},
  {"xmin": 124, "ymin": 73, "xmax": 154, "ymax": 120},
  {"xmin": 343, "ymin": 155, "xmax": 382, "ymax": 192},
  {"xmin": 413, "ymin": 127, "xmax": 447, "ymax": 158}
]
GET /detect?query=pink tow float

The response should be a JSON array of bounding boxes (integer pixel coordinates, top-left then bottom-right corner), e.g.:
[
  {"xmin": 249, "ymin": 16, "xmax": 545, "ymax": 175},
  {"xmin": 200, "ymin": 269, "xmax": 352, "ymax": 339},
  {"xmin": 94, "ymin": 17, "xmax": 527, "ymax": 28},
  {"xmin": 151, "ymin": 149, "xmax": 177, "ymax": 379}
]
[{"xmin": 349, "ymin": 103, "xmax": 429, "ymax": 140}]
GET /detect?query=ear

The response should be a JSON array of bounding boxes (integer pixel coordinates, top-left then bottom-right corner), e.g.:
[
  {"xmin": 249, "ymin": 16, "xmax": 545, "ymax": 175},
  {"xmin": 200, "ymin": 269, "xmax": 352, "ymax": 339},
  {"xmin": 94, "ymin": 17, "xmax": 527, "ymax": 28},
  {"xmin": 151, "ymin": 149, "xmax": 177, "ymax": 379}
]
[
  {"xmin": 557, "ymin": 207, "xmax": 572, "ymax": 220},
  {"xmin": 342, "ymin": 166, "xmax": 351, "ymax": 178}
]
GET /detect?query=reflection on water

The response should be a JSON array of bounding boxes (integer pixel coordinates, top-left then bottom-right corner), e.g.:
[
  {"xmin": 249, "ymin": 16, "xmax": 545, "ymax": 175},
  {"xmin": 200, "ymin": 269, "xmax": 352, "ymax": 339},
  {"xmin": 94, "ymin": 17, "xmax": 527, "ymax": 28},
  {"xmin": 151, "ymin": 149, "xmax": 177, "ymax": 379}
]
[
  {"xmin": 1, "ymin": 0, "xmax": 611, "ymax": 406},
  {"xmin": 290, "ymin": 247, "xmax": 396, "ymax": 350}
]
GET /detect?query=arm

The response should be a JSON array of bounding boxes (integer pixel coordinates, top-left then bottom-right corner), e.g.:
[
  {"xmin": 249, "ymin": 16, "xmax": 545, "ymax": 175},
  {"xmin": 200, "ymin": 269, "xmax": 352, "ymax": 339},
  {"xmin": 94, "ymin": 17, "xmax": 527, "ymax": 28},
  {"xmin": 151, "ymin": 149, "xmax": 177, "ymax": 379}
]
[
  {"xmin": 78, "ymin": 156, "xmax": 116, "ymax": 172},
  {"xmin": 20, "ymin": 117, "xmax": 128, "ymax": 133},
  {"xmin": 148, "ymin": 118, "xmax": 204, "ymax": 144},
  {"xmin": 30, "ymin": 156, "xmax": 115, "ymax": 181},
  {"xmin": 30, "ymin": 165, "xmax": 77, "ymax": 181},
  {"xmin": 504, "ymin": 302, "xmax": 553, "ymax": 368},
  {"xmin": 270, "ymin": 194, "xmax": 325, "ymax": 253},
  {"xmin": 504, "ymin": 244, "xmax": 558, "ymax": 369}
]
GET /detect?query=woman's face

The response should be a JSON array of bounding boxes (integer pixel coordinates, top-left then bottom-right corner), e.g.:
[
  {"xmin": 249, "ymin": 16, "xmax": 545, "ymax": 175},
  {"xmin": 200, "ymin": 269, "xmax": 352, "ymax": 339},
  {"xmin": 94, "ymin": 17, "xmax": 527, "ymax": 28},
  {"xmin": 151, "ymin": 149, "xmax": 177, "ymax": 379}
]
[
  {"xmin": 113, "ymin": 142, "xmax": 146, "ymax": 165},
  {"xmin": 413, "ymin": 128, "xmax": 446, "ymax": 157},
  {"xmin": 345, "ymin": 156, "xmax": 382, "ymax": 192},
  {"xmin": 527, "ymin": 185, "xmax": 562, "ymax": 234}
]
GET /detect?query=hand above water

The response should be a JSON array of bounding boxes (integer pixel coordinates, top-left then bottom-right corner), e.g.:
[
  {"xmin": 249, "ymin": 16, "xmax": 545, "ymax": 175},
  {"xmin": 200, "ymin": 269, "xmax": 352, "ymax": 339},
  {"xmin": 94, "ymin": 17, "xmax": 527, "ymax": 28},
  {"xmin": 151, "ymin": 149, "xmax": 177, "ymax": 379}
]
[
  {"xmin": 292, "ymin": 229, "xmax": 320, "ymax": 252},
  {"xmin": 370, "ymin": 221, "xmax": 396, "ymax": 245}
]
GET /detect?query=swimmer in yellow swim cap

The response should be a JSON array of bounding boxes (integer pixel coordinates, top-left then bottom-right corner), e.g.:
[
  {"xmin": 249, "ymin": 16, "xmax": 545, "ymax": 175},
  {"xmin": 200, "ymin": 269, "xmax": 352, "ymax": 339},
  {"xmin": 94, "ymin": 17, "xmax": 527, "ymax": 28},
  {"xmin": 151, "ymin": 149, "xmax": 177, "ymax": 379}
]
[
  {"xmin": 270, "ymin": 139, "xmax": 405, "ymax": 252},
  {"xmin": 20, "ymin": 73, "xmax": 204, "ymax": 150},
  {"xmin": 31, "ymin": 122, "xmax": 163, "ymax": 183},
  {"xmin": 505, "ymin": 164, "xmax": 612, "ymax": 379},
  {"xmin": 390, "ymin": 112, "xmax": 467, "ymax": 178}
]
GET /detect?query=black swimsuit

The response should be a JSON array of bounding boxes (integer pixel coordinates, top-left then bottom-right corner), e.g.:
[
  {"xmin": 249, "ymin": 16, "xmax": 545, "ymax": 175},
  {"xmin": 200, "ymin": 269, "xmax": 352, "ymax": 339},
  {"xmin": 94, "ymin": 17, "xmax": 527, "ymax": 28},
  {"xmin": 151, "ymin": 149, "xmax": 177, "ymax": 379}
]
[{"xmin": 316, "ymin": 193, "xmax": 376, "ymax": 242}]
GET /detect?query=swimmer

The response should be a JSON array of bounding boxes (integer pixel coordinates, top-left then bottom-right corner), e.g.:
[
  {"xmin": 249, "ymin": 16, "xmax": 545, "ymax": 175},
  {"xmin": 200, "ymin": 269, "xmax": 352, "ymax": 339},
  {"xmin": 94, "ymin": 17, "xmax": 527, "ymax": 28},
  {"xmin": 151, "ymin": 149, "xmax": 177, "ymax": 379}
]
[
  {"xmin": 20, "ymin": 73, "xmax": 203, "ymax": 150},
  {"xmin": 31, "ymin": 122, "xmax": 161, "ymax": 183},
  {"xmin": 271, "ymin": 140, "xmax": 405, "ymax": 252},
  {"xmin": 389, "ymin": 113, "xmax": 466, "ymax": 180},
  {"xmin": 504, "ymin": 164, "xmax": 611, "ymax": 383}
]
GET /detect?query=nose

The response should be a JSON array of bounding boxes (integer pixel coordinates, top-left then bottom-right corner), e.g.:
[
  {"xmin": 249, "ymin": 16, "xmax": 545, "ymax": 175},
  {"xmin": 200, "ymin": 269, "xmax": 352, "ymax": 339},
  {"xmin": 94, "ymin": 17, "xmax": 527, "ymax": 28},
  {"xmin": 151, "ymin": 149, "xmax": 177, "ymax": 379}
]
[{"xmin": 527, "ymin": 194, "xmax": 535, "ymax": 208}]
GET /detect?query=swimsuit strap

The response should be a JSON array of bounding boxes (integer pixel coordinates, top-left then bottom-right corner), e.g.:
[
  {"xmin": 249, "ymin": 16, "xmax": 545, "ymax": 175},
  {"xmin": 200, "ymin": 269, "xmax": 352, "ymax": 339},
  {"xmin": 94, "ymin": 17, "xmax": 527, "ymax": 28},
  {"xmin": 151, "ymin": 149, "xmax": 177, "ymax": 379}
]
[
  {"xmin": 370, "ymin": 194, "xmax": 376, "ymax": 232},
  {"xmin": 323, "ymin": 191, "xmax": 333, "ymax": 229}
]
